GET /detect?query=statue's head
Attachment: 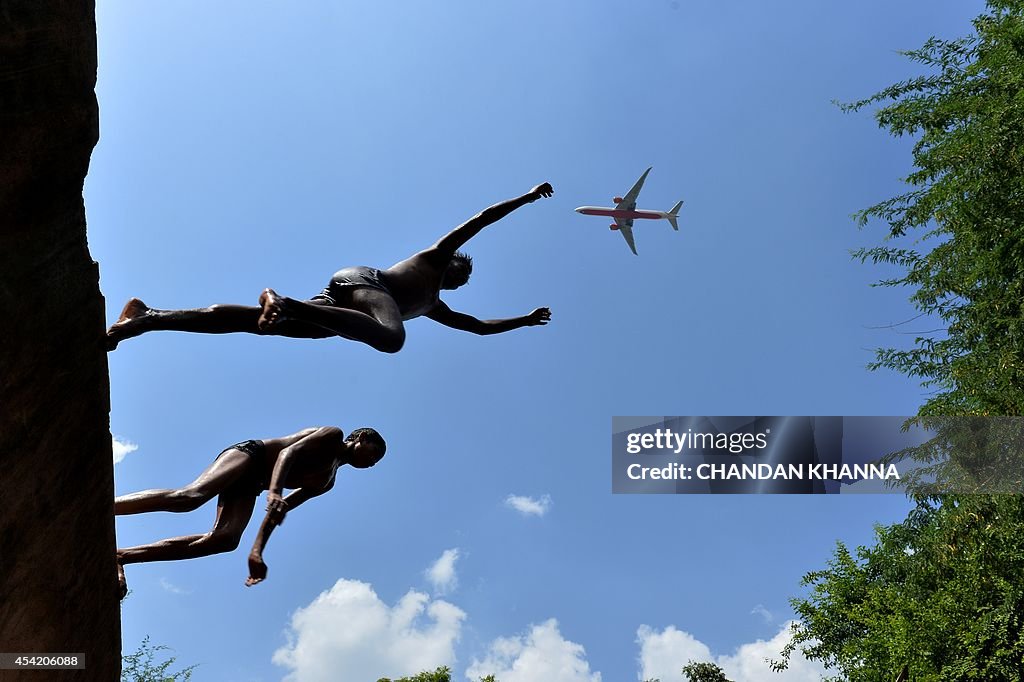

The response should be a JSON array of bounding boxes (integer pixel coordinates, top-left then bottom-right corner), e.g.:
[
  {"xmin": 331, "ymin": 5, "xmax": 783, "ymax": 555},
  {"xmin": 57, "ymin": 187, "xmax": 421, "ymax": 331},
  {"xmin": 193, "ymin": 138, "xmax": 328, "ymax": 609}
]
[
  {"xmin": 441, "ymin": 251, "xmax": 473, "ymax": 290},
  {"xmin": 345, "ymin": 428, "xmax": 387, "ymax": 468}
]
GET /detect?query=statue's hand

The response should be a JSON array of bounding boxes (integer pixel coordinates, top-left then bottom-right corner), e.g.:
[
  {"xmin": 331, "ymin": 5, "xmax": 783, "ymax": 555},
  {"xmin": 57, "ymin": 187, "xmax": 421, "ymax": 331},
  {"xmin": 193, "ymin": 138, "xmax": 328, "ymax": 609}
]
[
  {"xmin": 246, "ymin": 553, "xmax": 268, "ymax": 587},
  {"xmin": 525, "ymin": 307, "xmax": 552, "ymax": 326},
  {"xmin": 266, "ymin": 492, "xmax": 289, "ymax": 526},
  {"xmin": 528, "ymin": 183, "xmax": 554, "ymax": 200}
]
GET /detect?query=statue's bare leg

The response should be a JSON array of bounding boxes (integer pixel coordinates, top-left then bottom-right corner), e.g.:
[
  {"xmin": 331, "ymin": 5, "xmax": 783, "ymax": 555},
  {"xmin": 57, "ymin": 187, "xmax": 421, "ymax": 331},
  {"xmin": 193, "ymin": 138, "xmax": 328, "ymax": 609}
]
[
  {"xmin": 106, "ymin": 298, "xmax": 265, "ymax": 350},
  {"xmin": 258, "ymin": 287, "xmax": 406, "ymax": 353},
  {"xmin": 117, "ymin": 488, "xmax": 256, "ymax": 567},
  {"xmin": 106, "ymin": 298, "xmax": 157, "ymax": 349},
  {"xmin": 107, "ymin": 290, "xmax": 399, "ymax": 350},
  {"xmin": 115, "ymin": 448, "xmax": 252, "ymax": 516}
]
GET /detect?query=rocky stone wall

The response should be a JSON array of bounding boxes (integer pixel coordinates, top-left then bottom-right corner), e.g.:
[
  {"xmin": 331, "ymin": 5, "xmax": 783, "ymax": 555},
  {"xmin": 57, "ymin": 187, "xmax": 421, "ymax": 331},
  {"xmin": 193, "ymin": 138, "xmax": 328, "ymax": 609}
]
[{"xmin": 0, "ymin": 1, "xmax": 119, "ymax": 679}]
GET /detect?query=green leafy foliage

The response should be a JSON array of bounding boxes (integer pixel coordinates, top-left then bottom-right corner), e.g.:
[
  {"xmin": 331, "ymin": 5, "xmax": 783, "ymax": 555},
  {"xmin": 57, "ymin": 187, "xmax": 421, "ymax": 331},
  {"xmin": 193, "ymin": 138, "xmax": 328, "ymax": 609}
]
[
  {"xmin": 377, "ymin": 667, "xmax": 453, "ymax": 682},
  {"xmin": 681, "ymin": 660, "xmax": 734, "ymax": 682},
  {"xmin": 121, "ymin": 636, "xmax": 196, "ymax": 682},
  {"xmin": 376, "ymin": 667, "xmax": 497, "ymax": 682},
  {"xmin": 884, "ymin": 416, "xmax": 1024, "ymax": 495},
  {"xmin": 638, "ymin": 661, "xmax": 733, "ymax": 682},
  {"xmin": 848, "ymin": 0, "xmax": 1024, "ymax": 416},
  {"xmin": 776, "ymin": 496, "xmax": 1024, "ymax": 681},
  {"xmin": 778, "ymin": 3, "xmax": 1024, "ymax": 680}
]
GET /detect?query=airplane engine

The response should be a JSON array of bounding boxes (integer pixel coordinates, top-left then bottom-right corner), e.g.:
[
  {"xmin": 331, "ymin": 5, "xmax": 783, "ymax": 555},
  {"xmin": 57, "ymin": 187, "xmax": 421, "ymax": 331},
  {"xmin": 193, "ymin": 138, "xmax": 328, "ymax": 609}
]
[
  {"xmin": 613, "ymin": 196, "xmax": 623, "ymax": 204},
  {"xmin": 609, "ymin": 224, "xmax": 618, "ymax": 231}
]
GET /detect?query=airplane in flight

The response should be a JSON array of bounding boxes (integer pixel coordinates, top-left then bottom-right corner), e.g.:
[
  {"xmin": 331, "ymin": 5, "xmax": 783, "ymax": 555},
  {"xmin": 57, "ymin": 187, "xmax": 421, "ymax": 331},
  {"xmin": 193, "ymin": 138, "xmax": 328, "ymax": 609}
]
[{"xmin": 574, "ymin": 167, "xmax": 683, "ymax": 255}]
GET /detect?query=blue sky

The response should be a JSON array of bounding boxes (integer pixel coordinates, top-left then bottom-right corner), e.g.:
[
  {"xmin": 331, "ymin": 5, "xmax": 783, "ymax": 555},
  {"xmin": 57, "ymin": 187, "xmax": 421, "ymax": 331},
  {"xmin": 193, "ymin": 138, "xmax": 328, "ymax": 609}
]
[{"xmin": 91, "ymin": 2, "xmax": 983, "ymax": 680}]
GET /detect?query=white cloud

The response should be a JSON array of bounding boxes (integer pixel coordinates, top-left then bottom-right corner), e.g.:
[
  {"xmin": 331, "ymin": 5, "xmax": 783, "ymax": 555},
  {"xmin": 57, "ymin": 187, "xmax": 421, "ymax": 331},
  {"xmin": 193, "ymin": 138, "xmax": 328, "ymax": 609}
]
[
  {"xmin": 636, "ymin": 625, "xmax": 712, "ymax": 681},
  {"xmin": 273, "ymin": 578, "xmax": 465, "ymax": 682},
  {"xmin": 466, "ymin": 619, "xmax": 600, "ymax": 682},
  {"xmin": 636, "ymin": 623, "xmax": 828, "ymax": 682},
  {"xmin": 750, "ymin": 604, "xmax": 773, "ymax": 623},
  {"xmin": 718, "ymin": 623, "xmax": 827, "ymax": 682},
  {"xmin": 112, "ymin": 435, "xmax": 138, "ymax": 464},
  {"xmin": 426, "ymin": 548, "xmax": 460, "ymax": 595},
  {"xmin": 504, "ymin": 494, "xmax": 552, "ymax": 517},
  {"xmin": 159, "ymin": 578, "xmax": 190, "ymax": 595}
]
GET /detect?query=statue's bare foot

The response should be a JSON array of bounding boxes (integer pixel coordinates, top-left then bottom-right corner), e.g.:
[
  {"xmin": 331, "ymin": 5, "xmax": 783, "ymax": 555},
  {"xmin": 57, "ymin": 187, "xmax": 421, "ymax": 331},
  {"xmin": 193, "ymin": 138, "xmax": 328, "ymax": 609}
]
[
  {"xmin": 258, "ymin": 289, "xmax": 293, "ymax": 331},
  {"xmin": 117, "ymin": 561, "xmax": 128, "ymax": 600},
  {"xmin": 106, "ymin": 298, "xmax": 153, "ymax": 351}
]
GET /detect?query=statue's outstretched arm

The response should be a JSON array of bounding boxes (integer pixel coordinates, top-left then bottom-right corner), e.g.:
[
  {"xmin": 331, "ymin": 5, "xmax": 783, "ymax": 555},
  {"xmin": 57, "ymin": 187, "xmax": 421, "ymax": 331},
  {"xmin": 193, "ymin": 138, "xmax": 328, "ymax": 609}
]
[
  {"xmin": 431, "ymin": 182, "xmax": 553, "ymax": 257},
  {"xmin": 426, "ymin": 301, "xmax": 551, "ymax": 335}
]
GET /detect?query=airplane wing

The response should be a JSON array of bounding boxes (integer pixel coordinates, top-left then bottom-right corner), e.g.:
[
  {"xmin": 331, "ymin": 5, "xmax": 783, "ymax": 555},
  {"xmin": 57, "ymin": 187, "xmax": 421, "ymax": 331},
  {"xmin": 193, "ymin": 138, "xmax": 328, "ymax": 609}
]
[
  {"xmin": 615, "ymin": 166, "xmax": 652, "ymax": 211},
  {"xmin": 616, "ymin": 217, "xmax": 638, "ymax": 255}
]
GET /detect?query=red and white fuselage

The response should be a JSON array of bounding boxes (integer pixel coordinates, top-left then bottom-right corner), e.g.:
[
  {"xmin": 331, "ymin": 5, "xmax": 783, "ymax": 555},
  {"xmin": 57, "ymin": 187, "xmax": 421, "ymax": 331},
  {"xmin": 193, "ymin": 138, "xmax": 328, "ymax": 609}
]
[
  {"xmin": 575, "ymin": 167, "xmax": 683, "ymax": 254},
  {"xmin": 574, "ymin": 205, "xmax": 675, "ymax": 224}
]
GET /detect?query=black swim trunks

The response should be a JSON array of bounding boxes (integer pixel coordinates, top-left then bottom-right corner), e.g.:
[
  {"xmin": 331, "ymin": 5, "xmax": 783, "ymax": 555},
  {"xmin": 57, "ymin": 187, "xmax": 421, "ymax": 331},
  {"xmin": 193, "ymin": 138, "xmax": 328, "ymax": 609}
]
[
  {"xmin": 311, "ymin": 266, "xmax": 393, "ymax": 306},
  {"xmin": 216, "ymin": 440, "xmax": 268, "ymax": 494}
]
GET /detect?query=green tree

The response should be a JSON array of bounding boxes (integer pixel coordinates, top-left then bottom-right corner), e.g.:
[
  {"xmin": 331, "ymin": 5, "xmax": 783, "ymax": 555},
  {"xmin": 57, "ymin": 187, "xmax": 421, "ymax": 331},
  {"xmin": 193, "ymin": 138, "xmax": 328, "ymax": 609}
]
[
  {"xmin": 847, "ymin": 0, "xmax": 1024, "ymax": 416},
  {"xmin": 883, "ymin": 415, "xmax": 1024, "ymax": 495},
  {"xmin": 121, "ymin": 636, "xmax": 196, "ymax": 682},
  {"xmin": 377, "ymin": 667, "xmax": 453, "ymax": 682},
  {"xmin": 681, "ymin": 660, "xmax": 734, "ymax": 682},
  {"xmin": 639, "ymin": 662, "xmax": 735, "ymax": 682},
  {"xmin": 376, "ymin": 667, "xmax": 497, "ymax": 682},
  {"xmin": 776, "ymin": 495, "xmax": 1024, "ymax": 680},
  {"xmin": 775, "ymin": 3, "xmax": 1024, "ymax": 680}
]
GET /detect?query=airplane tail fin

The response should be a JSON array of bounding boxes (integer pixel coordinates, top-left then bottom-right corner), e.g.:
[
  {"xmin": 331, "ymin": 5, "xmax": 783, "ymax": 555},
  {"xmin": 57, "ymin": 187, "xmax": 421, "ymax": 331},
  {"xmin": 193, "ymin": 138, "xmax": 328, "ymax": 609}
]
[{"xmin": 666, "ymin": 200, "xmax": 683, "ymax": 231}]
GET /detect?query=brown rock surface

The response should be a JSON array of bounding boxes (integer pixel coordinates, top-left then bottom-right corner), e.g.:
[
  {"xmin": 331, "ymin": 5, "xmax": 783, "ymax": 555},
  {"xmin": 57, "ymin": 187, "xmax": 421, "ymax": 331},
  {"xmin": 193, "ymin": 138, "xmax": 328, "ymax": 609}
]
[{"xmin": 0, "ymin": 1, "xmax": 120, "ymax": 679}]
